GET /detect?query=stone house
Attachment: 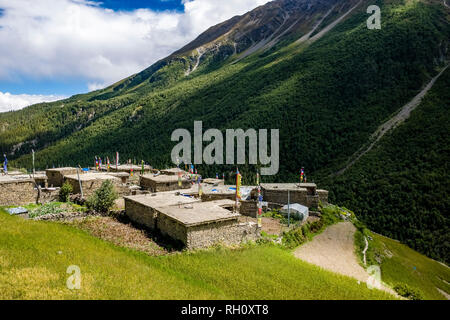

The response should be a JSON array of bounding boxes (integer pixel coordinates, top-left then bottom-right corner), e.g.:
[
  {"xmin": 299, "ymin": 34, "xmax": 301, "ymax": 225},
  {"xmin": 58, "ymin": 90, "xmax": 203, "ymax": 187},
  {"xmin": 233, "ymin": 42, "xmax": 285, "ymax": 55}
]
[
  {"xmin": 46, "ymin": 167, "xmax": 78, "ymax": 187},
  {"xmin": 154, "ymin": 199, "xmax": 259, "ymax": 249},
  {"xmin": 140, "ymin": 174, "xmax": 191, "ymax": 192},
  {"xmin": 260, "ymin": 183, "xmax": 327, "ymax": 208},
  {"xmin": 124, "ymin": 192, "xmax": 199, "ymax": 230},
  {"xmin": 125, "ymin": 194, "xmax": 259, "ymax": 249},
  {"xmin": 0, "ymin": 175, "xmax": 37, "ymax": 206},
  {"xmin": 63, "ymin": 173, "xmax": 130, "ymax": 197}
]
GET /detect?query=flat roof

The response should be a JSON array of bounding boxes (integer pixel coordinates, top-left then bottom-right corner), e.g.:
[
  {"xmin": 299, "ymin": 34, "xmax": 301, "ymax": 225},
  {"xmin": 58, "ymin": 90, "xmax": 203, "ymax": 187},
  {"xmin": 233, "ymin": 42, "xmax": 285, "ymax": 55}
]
[
  {"xmin": 113, "ymin": 164, "xmax": 152, "ymax": 170},
  {"xmin": 109, "ymin": 172, "xmax": 130, "ymax": 178},
  {"xmin": 64, "ymin": 173, "xmax": 121, "ymax": 182},
  {"xmin": 46, "ymin": 167, "xmax": 77, "ymax": 172},
  {"xmin": 0, "ymin": 175, "xmax": 34, "ymax": 184},
  {"xmin": 141, "ymin": 174, "xmax": 187, "ymax": 183},
  {"xmin": 124, "ymin": 191, "xmax": 199, "ymax": 208},
  {"xmin": 183, "ymin": 185, "xmax": 236, "ymax": 195},
  {"xmin": 156, "ymin": 199, "xmax": 239, "ymax": 227},
  {"xmin": 161, "ymin": 168, "xmax": 187, "ymax": 174},
  {"xmin": 203, "ymin": 178, "xmax": 224, "ymax": 185},
  {"xmin": 260, "ymin": 183, "xmax": 316, "ymax": 191}
]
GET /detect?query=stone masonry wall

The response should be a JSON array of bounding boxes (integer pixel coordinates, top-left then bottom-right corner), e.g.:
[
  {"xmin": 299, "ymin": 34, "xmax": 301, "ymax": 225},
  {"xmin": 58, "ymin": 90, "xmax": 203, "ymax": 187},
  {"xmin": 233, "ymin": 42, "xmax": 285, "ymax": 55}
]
[
  {"xmin": 124, "ymin": 198, "xmax": 158, "ymax": 230},
  {"xmin": 262, "ymin": 189, "xmax": 308, "ymax": 206},
  {"xmin": 317, "ymin": 190, "xmax": 329, "ymax": 204},
  {"xmin": 156, "ymin": 213, "xmax": 188, "ymax": 244},
  {"xmin": 140, "ymin": 178, "xmax": 191, "ymax": 192},
  {"xmin": 46, "ymin": 169, "xmax": 77, "ymax": 187},
  {"xmin": 0, "ymin": 181, "xmax": 37, "ymax": 206},
  {"xmin": 65, "ymin": 178, "xmax": 129, "ymax": 197},
  {"xmin": 240, "ymin": 200, "xmax": 257, "ymax": 217},
  {"xmin": 186, "ymin": 221, "xmax": 260, "ymax": 249}
]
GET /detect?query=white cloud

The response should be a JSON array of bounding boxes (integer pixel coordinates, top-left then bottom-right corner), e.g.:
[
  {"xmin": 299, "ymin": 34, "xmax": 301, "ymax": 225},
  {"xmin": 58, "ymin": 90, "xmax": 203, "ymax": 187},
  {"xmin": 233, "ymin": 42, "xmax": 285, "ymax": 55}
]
[
  {"xmin": 0, "ymin": 92, "xmax": 67, "ymax": 112},
  {"xmin": 0, "ymin": 0, "xmax": 270, "ymax": 91}
]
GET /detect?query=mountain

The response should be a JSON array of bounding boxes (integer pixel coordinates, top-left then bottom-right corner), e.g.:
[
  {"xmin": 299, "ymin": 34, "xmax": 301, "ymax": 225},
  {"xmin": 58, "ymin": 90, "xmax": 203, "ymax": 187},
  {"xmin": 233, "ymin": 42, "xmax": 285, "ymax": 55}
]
[{"xmin": 0, "ymin": 0, "xmax": 449, "ymax": 262}]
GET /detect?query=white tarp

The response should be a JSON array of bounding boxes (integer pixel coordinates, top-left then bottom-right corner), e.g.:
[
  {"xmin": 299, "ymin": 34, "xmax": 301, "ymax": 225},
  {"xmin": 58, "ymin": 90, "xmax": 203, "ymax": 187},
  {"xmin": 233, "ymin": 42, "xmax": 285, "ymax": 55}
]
[{"xmin": 280, "ymin": 203, "xmax": 309, "ymax": 222}]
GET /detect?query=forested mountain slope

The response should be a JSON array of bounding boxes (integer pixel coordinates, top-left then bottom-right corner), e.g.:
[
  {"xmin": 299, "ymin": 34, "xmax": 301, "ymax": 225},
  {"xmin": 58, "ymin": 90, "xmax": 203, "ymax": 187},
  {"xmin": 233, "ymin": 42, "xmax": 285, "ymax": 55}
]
[{"xmin": 324, "ymin": 67, "xmax": 450, "ymax": 264}]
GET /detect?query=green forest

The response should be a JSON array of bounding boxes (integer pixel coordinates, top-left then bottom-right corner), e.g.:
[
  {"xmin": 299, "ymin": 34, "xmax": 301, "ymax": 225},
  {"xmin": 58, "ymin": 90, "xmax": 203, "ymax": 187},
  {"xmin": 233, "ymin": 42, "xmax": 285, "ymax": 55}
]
[{"xmin": 0, "ymin": 0, "xmax": 448, "ymax": 262}]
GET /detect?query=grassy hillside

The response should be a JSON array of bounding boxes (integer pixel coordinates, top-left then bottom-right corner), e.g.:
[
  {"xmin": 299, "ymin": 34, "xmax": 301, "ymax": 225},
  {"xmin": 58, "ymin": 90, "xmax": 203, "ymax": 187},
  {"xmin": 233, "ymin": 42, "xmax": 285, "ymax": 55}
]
[
  {"xmin": 327, "ymin": 67, "xmax": 450, "ymax": 264},
  {"xmin": 355, "ymin": 227, "xmax": 450, "ymax": 300},
  {"xmin": 0, "ymin": 209, "xmax": 394, "ymax": 300}
]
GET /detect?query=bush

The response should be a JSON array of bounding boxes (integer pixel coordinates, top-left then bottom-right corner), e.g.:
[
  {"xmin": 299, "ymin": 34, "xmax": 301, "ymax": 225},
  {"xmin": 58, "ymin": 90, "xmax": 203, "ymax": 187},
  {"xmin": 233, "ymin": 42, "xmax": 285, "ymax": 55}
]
[
  {"xmin": 282, "ymin": 228, "xmax": 306, "ymax": 249},
  {"xmin": 86, "ymin": 180, "xmax": 118, "ymax": 214},
  {"xmin": 394, "ymin": 284, "xmax": 423, "ymax": 300},
  {"xmin": 59, "ymin": 182, "xmax": 73, "ymax": 202}
]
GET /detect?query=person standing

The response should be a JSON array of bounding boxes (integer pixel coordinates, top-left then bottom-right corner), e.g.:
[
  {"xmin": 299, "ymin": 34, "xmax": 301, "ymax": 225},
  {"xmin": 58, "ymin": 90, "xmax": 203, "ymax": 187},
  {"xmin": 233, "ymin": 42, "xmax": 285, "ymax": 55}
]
[{"xmin": 3, "ymin": 154, "xmax": 7, "ymax": 175}]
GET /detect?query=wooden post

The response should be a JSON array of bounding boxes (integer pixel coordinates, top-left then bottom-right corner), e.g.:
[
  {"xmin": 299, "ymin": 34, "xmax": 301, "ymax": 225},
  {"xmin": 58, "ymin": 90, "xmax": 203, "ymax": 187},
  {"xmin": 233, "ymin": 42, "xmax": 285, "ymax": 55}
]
[{"xmin": 77, "ymin": 166, "xmax": 84, "ymax": 199}]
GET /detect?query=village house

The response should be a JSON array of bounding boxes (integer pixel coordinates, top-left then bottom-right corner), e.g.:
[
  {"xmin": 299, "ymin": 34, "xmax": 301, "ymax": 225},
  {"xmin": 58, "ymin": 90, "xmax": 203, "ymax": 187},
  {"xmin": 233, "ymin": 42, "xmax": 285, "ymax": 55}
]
[
  {"xmin": 46, "ymin": 167, "xmax": 78, "ymax": 187},
  {"xmin": 0, "ymin": 175, "xmax": 37, "ymax": 206},
  {"xmin": 124, "ymin": 193, "xmax": 259, "ymax": 249},
  {"xmin": 140, "ymin": 174, "xmax": 192, "ymax": 192},
  {"xmin": 63, "ymin": 172, "xmax": 130, "ymax": 197},
  {"xmin": 260, "ymin": 183, "xmax": 328, "ymax": 208}
]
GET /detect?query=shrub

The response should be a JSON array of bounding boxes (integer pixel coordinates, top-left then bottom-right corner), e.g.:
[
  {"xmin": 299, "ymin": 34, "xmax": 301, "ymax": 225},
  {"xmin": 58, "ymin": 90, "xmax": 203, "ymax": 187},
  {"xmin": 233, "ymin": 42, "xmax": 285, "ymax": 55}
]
[
  {"xmin": 282, "ymin": 228, "xmax": 306, "ymax": 249},
  {"xmin": 394, "ymin": 284, "xmax": 423, "ymax": 300},
  {"xmin": 86, "ymin": 180, "xmax": 118, "ymax": 214},
  {"xmin": 59, "ymin": 182, "xmax": 73, "ymax": 202}
]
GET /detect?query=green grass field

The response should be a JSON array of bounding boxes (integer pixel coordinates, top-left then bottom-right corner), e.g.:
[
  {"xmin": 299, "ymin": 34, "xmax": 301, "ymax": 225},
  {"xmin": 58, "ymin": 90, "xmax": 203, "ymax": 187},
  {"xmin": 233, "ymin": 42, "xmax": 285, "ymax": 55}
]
[
  {"xmin": 0, "ymin": 209, "xmax": 395, "ymax": 300},
  {"xmin": 355, "ymin": 228, "xmax": 450, "ymax": 300}
]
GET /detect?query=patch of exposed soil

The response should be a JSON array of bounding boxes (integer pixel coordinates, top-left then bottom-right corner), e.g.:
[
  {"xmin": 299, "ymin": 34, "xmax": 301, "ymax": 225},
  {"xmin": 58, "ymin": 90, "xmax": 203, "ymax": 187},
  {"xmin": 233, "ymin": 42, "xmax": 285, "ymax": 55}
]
[{"xmin": 238, "ymin": 216, "xmax": 282, "ymax": 235}]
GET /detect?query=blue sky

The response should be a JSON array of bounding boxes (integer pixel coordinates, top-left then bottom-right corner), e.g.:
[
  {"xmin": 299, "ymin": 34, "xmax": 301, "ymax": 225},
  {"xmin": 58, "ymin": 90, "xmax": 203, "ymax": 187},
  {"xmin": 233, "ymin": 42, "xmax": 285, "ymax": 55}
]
[
  {"xmin": 93, "ymin": 0, "xmax": 184, "ymax": 11},
  {"xmin": 0, "ymin": 0, "xmax": 269, "ymax": 111}
]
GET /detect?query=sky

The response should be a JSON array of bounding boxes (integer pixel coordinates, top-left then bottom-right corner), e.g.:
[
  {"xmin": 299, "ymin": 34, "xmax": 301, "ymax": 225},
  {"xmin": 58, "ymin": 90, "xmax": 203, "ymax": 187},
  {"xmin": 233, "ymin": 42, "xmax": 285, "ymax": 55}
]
[{"xmin": 0, "ymin": 0, "xmax": 270, "ymax": 112}]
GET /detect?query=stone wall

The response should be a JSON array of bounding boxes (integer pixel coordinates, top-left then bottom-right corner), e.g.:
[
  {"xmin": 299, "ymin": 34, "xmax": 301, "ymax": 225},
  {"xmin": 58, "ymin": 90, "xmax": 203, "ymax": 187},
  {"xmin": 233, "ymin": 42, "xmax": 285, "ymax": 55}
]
[
  {"xmin": 262, "ymin": 189, "xmax": 308, "ymax": 206},
  {"xmin": 156, "ymin": 212, "xmax": 189, "ymax": 244},
  {"xmin": 38, "ymin": 188, "xmax": 60, "ymax": 204},
  {"xmin": 262, "ymin": 189, "xmax": 320, "ymax": 209},
  {"xmin": 65, "ymin": 177, "xmax": 130, "ymax": 197},
  {"xmin": 201, "ymin": 193, "xmax": 235, "ymax": 202},
  {"xmin": 140, "ymin": 177, "xmax": 191, "ymax": 192},
  {"xmin": 317, "ymin": 189, "xmax": 329, "ymax": 204},
  {"xmin": 124, "ymin": 198, "xmax": 158, "ymax": 229},
  {"xmin": 240, "ymin": 200, "xmax": 257, "ymax": 217},
  {"xmin": 186, "ymin": 221, "xmax": 260, "ymax": 249},
  {"xmin": 155, "ymin": 212, "xmax": 260, "ymax": 249},
  {"xmin": 0, "ymin": 181, "xmax": 37, "ymax": 206},
  {"xmin": 46, "ymin": 168, "xmax": 77, "ymax": 187}
]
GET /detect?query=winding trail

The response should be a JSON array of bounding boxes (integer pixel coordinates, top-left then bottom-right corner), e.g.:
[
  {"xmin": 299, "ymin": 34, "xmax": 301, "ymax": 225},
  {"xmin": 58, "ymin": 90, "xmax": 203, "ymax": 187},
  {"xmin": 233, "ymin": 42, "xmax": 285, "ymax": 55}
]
[
  {"xmin": 293, "ymin": 222, "xmax": 397, "ymax": 296},
  {"xmin": 336, "ymin": 64, "xmax": 449, "ymax": 176},
  {"xmin": 362, "ymin": 236, "xmax": 369, "ymax": 266}
]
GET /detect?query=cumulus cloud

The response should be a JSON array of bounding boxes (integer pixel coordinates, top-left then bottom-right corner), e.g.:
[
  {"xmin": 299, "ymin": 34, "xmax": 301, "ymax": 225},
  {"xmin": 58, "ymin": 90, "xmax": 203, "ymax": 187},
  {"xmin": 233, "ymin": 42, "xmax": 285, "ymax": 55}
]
[
  {"xmin": 0, "ymin": 0, "xmax": 270, "ymax": 91},
  {"xmin": 0, "ymin": 92, "xmax": 67, "ymax": 112}
]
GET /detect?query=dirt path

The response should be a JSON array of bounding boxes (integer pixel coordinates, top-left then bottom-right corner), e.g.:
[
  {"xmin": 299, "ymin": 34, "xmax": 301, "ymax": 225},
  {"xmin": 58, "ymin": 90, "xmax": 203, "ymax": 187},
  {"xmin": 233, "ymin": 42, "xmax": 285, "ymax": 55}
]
[
  {"xmin": 293, "ymin": 222, "xmax": 396, "ymax": 295},
  {"xmin": 336, "ymin": 64, "xmax": 449, "ymax": 176}
]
